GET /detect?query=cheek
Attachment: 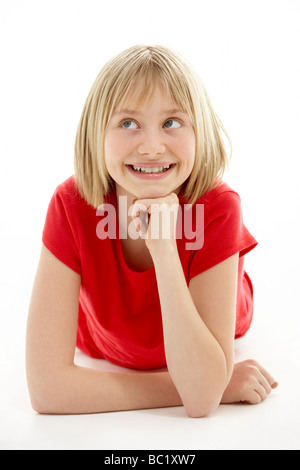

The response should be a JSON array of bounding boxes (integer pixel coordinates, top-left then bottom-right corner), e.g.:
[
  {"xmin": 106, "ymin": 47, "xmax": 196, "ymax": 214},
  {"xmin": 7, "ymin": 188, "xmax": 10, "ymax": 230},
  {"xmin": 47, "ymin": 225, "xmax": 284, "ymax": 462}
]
[
  {"xmin": 105, "ymin": 134, "xmax": 134, "ymax": 164},
  {"xmin": 176, "ymin": 133, "xmax": 196, "ymax": 169},
  {"xmin": 105, "ymin": 136, "xmax": 126, "ymax": 171}
]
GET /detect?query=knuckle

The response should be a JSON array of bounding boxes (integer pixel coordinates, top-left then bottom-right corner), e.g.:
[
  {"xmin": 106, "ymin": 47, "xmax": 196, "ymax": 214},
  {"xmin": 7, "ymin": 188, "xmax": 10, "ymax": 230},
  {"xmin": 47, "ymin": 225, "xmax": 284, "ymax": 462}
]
[
  {"xmin": 240, "ymin": 384, "xmax": 249, "ymax": 399},
  {"xmin": 245, "ymin": 359, "xmax": 259, "ymax": 367},
  {"xmin": 253, "ymin": 395, "xmax": 262, "ymax": 405},
  {"xmin": 240, "ymin": 380, "xmax": 253, "ymax": 398},
  {"xmin": 245, "ymin": 391, "xmax": 261, "ymax": 405},
  {"xmin": 261, "ymin": 391, "xmax": 267, "ymax": 401},
  {"xmin": 168, "ymin": 193, "xmax": 178, "ymax": 204}
]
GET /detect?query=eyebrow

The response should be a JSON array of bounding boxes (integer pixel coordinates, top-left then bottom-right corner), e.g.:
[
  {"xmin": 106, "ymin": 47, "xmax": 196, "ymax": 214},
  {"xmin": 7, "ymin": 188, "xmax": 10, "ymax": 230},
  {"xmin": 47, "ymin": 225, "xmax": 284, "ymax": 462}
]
[{"xmin": 114, "ymin": 108, "xmax": 187, "ymax": 116}]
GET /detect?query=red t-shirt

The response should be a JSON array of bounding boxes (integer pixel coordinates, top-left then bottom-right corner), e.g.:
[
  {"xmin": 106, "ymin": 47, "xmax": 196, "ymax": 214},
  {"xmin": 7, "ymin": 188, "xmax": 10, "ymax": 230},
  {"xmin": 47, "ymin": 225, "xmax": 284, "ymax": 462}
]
[{"xmin": 42, "ymin": 176, "xmax": 258, "ymax": 370}]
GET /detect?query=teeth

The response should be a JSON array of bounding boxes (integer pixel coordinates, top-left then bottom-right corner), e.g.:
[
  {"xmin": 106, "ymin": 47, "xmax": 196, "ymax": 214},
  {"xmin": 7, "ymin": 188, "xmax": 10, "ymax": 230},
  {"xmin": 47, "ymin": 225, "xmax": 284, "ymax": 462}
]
[{"xmin": 132, "ymin": 165, "xmax": 171, "ymax": 173}]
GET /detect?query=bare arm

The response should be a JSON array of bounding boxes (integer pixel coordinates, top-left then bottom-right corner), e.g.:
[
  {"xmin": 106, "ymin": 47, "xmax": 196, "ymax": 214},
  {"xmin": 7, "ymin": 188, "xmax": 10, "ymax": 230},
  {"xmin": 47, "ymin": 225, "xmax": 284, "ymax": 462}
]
[
  {"xmin": 132, "ymin": 194, "xmax": 237, "ymax": 417},
  {"xmin": 26, "ymin": 245, "xmax": 183, "ymax": 414},
  {"xmin": 152, "ymin": 247, "xmax": 237, "ymax": 417}
]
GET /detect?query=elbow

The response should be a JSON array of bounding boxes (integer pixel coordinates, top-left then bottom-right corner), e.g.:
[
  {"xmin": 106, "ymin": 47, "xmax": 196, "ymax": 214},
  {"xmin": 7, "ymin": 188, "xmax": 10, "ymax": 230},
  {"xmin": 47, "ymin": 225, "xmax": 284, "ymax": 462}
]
[
  {"xmin": 184, "ymin": 363, "xmax": 232, "ymax": 418},
  {"xmin": 26, "ymin": 373, "xmax": 55, "ymax": 414},
  {"xmin": 26, "ymin": 371, "xmax": 68, "ymax": 415},
  {"xmin": 29, "ymin": 394, "xmax": 50, "ymax": 415},
  {"xmin": 30, "ymin": 394, "xmax": 69, "ymax": 415},
  {"xmin": 27, "ymin": 385, "xmax": 49, "ymax": 414},
  {"xmin": 183, "ymin": 391, "xmax": 222, "ymax": 418},
  {"xmin": 28, "ymin": 386, "xmax": 60, "ymax": 415},
  {"xmin": 26, "ymin": 358, "xmax": 77, "ymax": 414},
  {"xmin": 185, "ymin": 400, "xmax": 220, "ymax": 419}
]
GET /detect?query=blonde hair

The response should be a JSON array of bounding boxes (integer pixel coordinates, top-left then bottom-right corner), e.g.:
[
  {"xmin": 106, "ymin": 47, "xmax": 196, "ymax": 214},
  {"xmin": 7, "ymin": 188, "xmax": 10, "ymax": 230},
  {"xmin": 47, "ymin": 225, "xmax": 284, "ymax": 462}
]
[{"xmin": 74, "ymin": 45, "xmax": 231, "ymax": 208}]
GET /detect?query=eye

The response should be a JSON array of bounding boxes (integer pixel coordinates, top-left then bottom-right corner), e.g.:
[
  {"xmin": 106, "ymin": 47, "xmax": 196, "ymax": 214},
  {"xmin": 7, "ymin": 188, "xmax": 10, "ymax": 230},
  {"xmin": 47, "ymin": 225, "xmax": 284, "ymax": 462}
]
[
  {"xmin": 163, "ymin": 119, "xmax": 182, "ymax": 129},
  {"xmin": 121, "ymin": 120, "xmax": 138, "ymax": 130}
]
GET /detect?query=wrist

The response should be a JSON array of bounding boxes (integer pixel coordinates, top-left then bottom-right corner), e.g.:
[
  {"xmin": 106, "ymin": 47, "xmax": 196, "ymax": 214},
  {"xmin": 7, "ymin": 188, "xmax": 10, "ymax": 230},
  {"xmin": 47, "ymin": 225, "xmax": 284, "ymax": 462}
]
[{"xmin": 148, "ymin": 242, "xmax": 179, "ymax": 262}]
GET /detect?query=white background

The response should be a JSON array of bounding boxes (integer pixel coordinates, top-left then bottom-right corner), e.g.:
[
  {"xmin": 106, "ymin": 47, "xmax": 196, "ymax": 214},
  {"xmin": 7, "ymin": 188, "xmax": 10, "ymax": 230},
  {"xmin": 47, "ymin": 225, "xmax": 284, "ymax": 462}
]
[{"xmin": 0, "ymin": 0, "xmax": 299, "ymax": 450}]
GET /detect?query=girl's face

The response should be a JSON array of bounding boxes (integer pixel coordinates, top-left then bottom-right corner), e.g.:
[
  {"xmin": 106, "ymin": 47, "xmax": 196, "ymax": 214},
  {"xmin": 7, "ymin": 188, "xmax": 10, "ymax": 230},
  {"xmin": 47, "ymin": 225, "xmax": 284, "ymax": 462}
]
[{"xmin": 104, "ymin": 85, "xmax": 196, "ymax": 201}]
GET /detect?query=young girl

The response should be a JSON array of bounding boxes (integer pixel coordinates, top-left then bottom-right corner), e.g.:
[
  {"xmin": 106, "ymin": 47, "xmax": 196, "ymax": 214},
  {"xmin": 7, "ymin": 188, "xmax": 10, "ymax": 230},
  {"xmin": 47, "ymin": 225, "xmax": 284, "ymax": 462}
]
[{"xmin": 26, "ymin": 45, "xmax": 278, "ymax": 417}]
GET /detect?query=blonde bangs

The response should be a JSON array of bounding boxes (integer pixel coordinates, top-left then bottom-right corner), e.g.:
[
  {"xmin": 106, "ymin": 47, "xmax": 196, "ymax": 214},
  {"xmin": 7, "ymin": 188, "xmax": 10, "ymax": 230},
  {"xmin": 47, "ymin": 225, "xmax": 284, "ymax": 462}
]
[{"xmin": 105, "ymin": 48, "xmax": 195, "ymax": 128}]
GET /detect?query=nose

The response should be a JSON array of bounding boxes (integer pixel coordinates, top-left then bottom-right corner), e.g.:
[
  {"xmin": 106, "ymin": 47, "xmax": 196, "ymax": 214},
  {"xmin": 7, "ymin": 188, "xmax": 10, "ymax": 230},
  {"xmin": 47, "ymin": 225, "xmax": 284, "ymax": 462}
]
[{"xmin": 137, "ymin": 128, "xmax": 166, "ymax": 157}]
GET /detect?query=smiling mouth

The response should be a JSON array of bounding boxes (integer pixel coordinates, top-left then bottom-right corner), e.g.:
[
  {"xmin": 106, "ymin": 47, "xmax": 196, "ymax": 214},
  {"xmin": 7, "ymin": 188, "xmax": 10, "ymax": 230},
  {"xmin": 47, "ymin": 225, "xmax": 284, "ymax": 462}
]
[{"xmin": 127, "ymin": 164, "xmax": 175, "ymax": 174}]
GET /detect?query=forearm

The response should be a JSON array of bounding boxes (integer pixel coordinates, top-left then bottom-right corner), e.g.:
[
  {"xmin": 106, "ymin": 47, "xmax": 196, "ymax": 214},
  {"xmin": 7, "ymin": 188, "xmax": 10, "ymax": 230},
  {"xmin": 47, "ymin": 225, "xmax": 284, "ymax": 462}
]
[
  {"xmin": 30, "ymin": 364, "xmax": 182, "ymax": 415},
  {"xmin": 151, "ymin": 247, "xmax": 229, "ymax": 417}
]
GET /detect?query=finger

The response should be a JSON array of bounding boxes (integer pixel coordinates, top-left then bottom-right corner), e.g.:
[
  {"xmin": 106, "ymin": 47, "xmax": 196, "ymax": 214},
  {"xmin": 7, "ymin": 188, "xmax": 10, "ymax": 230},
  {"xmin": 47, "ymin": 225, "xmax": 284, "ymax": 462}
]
[
  {"xmin": 254, "ymin": 383, "xmax": 268, "ymax": 402},
  {"xmin": 133, "ymin": 193, "xmax": 178, "ymax": 211},
  {"xmin": 242, "ymin": 390, "xmax": 262, "ymax": 405},
  {"xmin": 257, "ymin": 372, "xmax": 273, "ymax": 395},
  {"xmin": 131, "ymin": 212, "xmax": 149, "ymax": 237},
  {"xmin": 132, "ymin": 217, "xmax": 141, "ymax": 232},
  {"xmin": 131, "ymin": 201, "xmax": 163, "ymax": 217},
  {"xmin": 247, "ymin": 360, "xmax": 276, "ymax": 387},
  {"xmin": 130, "ymin": 202, "xmax": 149, "ymax": 217},
  {"xmin": 132, "ymin": 199, "xmax": 154, "ymax": 212}
]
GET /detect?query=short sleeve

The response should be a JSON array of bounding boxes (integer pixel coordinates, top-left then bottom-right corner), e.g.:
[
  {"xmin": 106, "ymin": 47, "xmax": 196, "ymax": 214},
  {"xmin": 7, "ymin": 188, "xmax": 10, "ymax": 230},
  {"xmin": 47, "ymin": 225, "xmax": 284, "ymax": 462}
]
[
  {"xmin": 189, "ymin": 190, "xmax": 258, "ymax": 280},
  {"xmin": 42, "ymin": 184, "xmax": 82, "ymax": 275}
]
